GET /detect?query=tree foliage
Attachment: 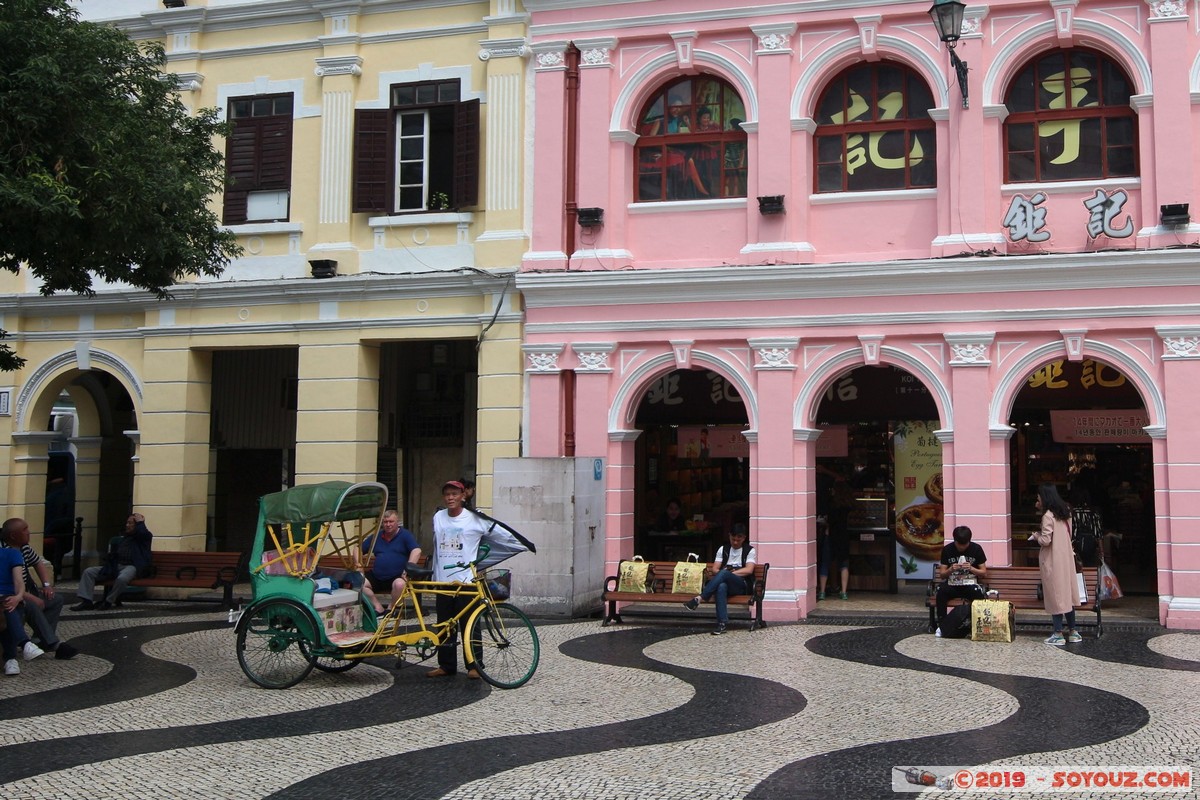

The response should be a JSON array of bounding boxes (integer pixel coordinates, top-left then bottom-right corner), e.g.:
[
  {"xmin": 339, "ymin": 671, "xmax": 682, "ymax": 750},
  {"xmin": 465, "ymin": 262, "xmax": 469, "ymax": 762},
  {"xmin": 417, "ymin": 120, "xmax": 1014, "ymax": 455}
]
[{"xmin": 0, "ymin": 0, "xmax": 241, "ymax": 369}]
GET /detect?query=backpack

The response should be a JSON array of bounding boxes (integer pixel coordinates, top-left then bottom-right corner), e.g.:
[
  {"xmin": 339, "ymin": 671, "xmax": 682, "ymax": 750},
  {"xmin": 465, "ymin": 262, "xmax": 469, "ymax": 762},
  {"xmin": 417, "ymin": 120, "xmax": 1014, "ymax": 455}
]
[
  {"xmin": 1071, "ymin": 507, "xmax": 1102, "ymax": 564},
  {"xmin": 717, "ymin": 543, "xmax": 756, "ymax": 596},
  {"xmin": 939, "ymin": 603, "xmax": 973, "ymax": 638}
]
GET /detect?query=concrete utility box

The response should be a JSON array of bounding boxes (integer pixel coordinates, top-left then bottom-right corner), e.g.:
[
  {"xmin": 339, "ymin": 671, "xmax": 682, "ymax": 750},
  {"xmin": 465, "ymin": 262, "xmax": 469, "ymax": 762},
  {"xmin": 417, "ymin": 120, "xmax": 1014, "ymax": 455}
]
[{"xmin": 492, "ymin": 457, "xmax": 606, "ymax": 617}]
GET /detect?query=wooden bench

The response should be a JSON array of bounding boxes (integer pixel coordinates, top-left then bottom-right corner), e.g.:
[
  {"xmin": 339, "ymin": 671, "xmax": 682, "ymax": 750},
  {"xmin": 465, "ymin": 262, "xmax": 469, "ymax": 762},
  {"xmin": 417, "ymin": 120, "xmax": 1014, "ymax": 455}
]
[
  {"xmin": 926, "ymin": 565, "xmax": 1102, "ymax": 636},
  {"xmin": 98, "ymin": 549, "xmax": 247, "ymax": 610},
  {"xmin": 602, "ymin": 561, "xmax": 770, "ymax": 630}
]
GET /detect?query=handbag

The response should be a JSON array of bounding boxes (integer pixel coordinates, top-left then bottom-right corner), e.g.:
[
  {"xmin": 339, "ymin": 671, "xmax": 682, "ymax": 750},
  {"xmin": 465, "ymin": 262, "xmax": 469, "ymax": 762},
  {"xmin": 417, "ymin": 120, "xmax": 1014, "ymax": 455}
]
[
  {"xmin": 1098, "ymin": 561, "xmax": 1123, "ymax": 601},
  {"xmin": 617, "ymin": 556, "xmax": 653, "ymax": 593},
  {"xmin": 670, "ymin": 553, "xmax": 705, "ymax": 596}
]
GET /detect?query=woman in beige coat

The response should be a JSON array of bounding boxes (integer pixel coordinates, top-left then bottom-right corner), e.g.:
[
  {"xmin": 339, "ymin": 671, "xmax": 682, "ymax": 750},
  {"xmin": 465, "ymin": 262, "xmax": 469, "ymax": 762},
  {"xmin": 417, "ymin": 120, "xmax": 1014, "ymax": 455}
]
[{"xmin": 1032, "ymin": 483, "xmax": 1082, "ymax": 645}]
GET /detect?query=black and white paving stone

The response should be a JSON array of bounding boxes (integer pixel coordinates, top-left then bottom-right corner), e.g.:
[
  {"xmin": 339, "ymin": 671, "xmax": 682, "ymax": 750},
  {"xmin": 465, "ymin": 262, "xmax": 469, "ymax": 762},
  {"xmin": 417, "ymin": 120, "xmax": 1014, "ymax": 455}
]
[{"xmin": 0, "ymin": 604, "xmax": 1196, "ymax": 799}]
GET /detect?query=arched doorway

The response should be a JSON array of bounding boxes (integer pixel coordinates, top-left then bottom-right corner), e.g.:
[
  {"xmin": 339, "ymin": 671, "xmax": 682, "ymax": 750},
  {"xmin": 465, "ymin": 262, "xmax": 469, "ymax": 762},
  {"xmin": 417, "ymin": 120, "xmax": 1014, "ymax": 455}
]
[
  {"xmin": 813, "ymin": 365, "xmax": 941, "ymax": 594},
  {"xmin": 1008, "ymin": 357, "xmax": 1156, "ymax": 594},
  {"xmin": 632, "ymin": 368, "xmax": 749, "ymax": 562},
  {"xmin": 24, "ymin": 369, "xmax": 137, "ymax": 565}
]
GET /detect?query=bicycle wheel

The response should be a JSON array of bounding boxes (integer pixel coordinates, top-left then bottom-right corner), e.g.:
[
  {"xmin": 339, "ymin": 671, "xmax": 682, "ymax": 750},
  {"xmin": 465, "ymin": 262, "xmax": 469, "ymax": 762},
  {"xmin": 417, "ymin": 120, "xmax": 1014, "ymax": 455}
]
[
  {"xmin": 236, "ymin": 598, "xmax": 317, "ymax": 689},
  {"xmin": 298, "ymin": 639, "xmax": 361, "ymax": 672},
  {"xmin": 465, "ymin": 601, "xmax": 539, "ymax": 689}
]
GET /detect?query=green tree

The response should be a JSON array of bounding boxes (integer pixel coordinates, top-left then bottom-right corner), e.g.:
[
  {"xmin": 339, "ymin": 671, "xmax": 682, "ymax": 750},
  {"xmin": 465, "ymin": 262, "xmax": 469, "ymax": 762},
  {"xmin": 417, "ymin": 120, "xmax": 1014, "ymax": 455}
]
[{"xmin": 0, "ymin": 0, "xmax": 241, "ymax": 370}]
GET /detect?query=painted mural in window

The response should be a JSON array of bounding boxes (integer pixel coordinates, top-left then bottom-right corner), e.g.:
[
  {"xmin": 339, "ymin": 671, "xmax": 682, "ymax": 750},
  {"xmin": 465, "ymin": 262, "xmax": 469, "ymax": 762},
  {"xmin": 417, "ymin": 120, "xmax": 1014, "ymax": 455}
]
[
  {"xmin": 636, "ymin": 76, "xmax": 747, "ymax": 202},
  {"xmin": 813, "ymin": 63, "xmax": 935, "ymax": 193},
  {"xmin": 1003, "ymin": 49, "xmax": 1136, "ymax": 183}
]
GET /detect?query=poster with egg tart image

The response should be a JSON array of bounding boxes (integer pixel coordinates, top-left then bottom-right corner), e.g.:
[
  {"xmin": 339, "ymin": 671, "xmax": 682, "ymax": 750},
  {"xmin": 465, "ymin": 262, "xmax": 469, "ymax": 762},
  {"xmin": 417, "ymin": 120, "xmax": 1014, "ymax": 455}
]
[{"xmin": 894, "ymin": 420, "xmax": 943, "ymax": 580}]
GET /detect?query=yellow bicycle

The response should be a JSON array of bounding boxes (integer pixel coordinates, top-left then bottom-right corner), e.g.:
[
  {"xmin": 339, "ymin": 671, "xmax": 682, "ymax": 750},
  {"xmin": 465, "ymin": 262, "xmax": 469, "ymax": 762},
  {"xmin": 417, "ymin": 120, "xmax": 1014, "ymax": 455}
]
[{"xmin": 236, "ymin": 481, "xmax": 539, "ymax": 689}]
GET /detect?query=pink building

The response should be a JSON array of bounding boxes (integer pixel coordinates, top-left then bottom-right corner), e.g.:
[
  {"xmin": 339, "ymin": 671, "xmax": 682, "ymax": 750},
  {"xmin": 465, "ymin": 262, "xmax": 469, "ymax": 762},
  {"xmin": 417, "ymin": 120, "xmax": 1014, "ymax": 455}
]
[{"xmin": 518, "ymin": 0, "xmax": 1200, "ymax": 628}]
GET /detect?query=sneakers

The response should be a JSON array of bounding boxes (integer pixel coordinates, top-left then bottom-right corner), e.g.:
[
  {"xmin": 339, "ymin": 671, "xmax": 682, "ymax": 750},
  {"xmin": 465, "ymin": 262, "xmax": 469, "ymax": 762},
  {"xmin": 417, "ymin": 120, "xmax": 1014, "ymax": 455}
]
[
  {"xmin": 934, "ymin": 628, "xmax": 943, "ymax": 638},
  {"xmin": 816, "ymin": 592, "xmax": 825, "ymax": 601},
  {"xmin": 21, "ymin": 641, "xmax": 44, "ymax": 661},
  {"xmin": 683, "ymin": 597, "xmax": 700, "ymax": 611},
  {"xmin": 70, "ymin": 599, "xmax": 94, "ymax": 611},
  {"xmin": 1067, "ymin": 630, "xmax": 1083, "ymax": 643},
  {"xmin": 54, "ymin": 643, "xmax": 79, "ymax": 660},
  {"xmin": 1045, "ymin": 632, "xmax": 1066, "ymax": 646},
  {"xmin": 838, "ymin": 592, "xmax": 849, "ymax": 601},
  {"xmin": 711, "ymin": 623, "xmax": 727, "ymax": 636},
  {"xmin": 3, "ymin": 659, "xmax": 17, "ymax": 676}
]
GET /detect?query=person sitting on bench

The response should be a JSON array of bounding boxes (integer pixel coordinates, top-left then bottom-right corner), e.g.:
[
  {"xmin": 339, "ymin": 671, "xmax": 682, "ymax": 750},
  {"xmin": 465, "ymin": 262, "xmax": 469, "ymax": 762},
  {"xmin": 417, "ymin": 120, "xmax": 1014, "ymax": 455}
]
[{"xmin": 934, "ymin": 525, "xmax": 987, "ymax": 628}]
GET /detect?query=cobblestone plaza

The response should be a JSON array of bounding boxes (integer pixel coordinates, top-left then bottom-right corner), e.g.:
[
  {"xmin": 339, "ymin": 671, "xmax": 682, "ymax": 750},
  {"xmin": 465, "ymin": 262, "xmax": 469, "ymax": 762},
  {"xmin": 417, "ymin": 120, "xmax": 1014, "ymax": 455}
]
[{"xmin": 1, "ymin": 601, "xmax": 1196, "ymax": 800}]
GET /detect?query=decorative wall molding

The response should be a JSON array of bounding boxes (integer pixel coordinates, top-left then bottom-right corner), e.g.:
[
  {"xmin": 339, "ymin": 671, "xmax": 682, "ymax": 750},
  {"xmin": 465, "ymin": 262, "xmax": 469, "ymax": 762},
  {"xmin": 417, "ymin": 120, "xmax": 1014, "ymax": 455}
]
[
  {"xmin": 670, "ymin": 30, "xmax": 697, "ymax": 70},
  {"xmin": 523, "ymin": 343, "xmax": 564, "ymax": 373},
  {"xmin": 1149, "ymin": 0, "xmax": 1188, "ymax": 19},
  {"xmin": 314, "ymin": 55, "xmax": 362, "ymax": 78},
  {"xmin": 749, "ymin": 337, "xmax": 799, "ymax": 370},
  {"xmin": 670, "ymin": 339, "xmax": 694, "ymax": 369},
  {"xmin": 750, "ymin": 23, "xmax": 796, "ymax": 53},
  {"xmin": 859, "ymin": 335, "xmax": 884, "ymax": 365},
  {"xmin": 479, "ymin": 37, "xmax": 529, "ymax": 61},
  {"xmin": 572, "ymin": 343, "xmax": 616, "ymax": 373},
  {"xmin": 945, "ymin": 332, "xmax": 995, "ymax": 366},
  {"xmin": 1061, "ymin": 328, "xmax": 1087, "ymax": 361},
  {"xmin": 1158, "ymin": 327, "xmax": 1200, "ymax": 358}
]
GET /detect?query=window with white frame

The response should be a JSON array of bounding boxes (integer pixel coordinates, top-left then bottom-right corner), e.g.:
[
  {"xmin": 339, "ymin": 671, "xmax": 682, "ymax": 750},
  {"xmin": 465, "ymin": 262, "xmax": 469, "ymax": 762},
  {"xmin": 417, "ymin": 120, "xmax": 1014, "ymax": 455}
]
[{"xmin": 353, "ymin": 79, "xmax": 479, "ymax": 213}]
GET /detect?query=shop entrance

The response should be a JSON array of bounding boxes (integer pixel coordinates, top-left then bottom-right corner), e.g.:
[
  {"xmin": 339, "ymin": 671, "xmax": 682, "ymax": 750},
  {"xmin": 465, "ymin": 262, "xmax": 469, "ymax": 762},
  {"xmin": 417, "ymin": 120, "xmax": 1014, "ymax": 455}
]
[
  {"xmin": 1008, "ymin": 358, "xmax": 1156, "ymax": 594},
  {"xmin": 814, "ymin": 365, "xmax": 940, "ymax": 594},
  {"xmin": 633, "ymin": 368, "xmax": 749, "ymax": 562}
]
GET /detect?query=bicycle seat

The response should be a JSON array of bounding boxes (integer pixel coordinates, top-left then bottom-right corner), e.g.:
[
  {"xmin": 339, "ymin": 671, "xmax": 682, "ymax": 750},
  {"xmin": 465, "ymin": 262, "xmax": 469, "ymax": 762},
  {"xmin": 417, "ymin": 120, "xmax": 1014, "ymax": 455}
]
[{"xmin": 406, "ymin": 563, "xmax": 433, "ymax": 580}]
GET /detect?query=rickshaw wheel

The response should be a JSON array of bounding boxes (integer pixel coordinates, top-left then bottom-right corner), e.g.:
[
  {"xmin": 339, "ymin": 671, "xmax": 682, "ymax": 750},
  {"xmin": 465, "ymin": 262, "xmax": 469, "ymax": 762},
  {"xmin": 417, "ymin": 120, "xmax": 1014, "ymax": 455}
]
[
  {"xmin": 299, "ymin": 640, "xmax": 360, "ymax": 672},
  {"xmin": 465, "ymin": 602, "xmax": 539, "ymax": 689},
  {"xmin": 236, "ymin": 598, "xmax": 317, "ymax": 689}
]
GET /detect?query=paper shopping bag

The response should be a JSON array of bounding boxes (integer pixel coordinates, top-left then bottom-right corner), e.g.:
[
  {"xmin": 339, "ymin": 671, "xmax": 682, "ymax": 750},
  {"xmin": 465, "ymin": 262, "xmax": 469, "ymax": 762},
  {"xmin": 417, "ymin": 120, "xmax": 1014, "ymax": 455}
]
[
  {"xmin": 671, "ymin": 553, "xmax": 705, "ymax": 596},
  {"xmin": 1075, "ymin": 572, "xmax": 1088, "ymax": 605},
  {"xmin": 617, "ymin": 556, "xmax": 653, "ymax": 593},
  {"xmin": 970, "ymin": 599, "xmax": 1015, "ymax": 643}
]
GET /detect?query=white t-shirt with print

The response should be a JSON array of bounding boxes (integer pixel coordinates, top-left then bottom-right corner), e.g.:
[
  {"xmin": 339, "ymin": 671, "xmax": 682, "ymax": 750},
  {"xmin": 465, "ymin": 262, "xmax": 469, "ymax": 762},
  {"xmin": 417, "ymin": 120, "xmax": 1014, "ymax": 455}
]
[
  {"xmin": 714, "ymin": 544, "xmax": 757, "ymax": 570},
  {"xmin": 432, "ymin": 508, "xmax": 492, "ymax": 582}
]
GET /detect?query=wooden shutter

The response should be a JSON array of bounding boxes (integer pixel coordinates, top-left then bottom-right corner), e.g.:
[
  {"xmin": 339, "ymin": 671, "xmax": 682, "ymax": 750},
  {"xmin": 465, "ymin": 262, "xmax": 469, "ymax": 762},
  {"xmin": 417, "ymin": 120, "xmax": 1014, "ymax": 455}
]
[
  {"xmin": 452, "ymin": 99, "xmax": 480, "ymax": 209},
  {"xmin": 222, "ymin": 120, "xmax": 259, "ymax": 224},
  {"xmin": 257, "ymin": 116, "xmax": 293, "ymax": 192},
  {"xmin": 353, "ymin": 109, "xmax": 392, "ymax": 213}
]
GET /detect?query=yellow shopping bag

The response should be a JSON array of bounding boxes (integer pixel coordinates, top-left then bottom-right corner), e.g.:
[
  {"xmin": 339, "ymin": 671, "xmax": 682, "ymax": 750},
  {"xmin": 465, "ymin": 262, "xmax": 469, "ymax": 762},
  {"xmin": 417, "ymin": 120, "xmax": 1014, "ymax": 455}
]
[
  {"xmin": 970, "ymin": 599, "xmax": 1015, "ymax": 643},
  {"xmin": 671, "ymin": 553, "xmax": 705, "ymax": 596},
  {"xmin": 617, "ymin": 556, "xmax": 654, "ymax": 593}
]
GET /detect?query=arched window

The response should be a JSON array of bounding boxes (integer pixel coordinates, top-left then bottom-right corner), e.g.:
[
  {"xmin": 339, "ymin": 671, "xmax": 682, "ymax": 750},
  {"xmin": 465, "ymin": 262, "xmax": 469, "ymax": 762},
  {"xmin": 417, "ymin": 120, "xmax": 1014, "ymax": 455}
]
[
  {"xmin": 635, "ymin": 76, "xmax": 747, "ymax": 202},
  {"xmin": 1003, "ymin": 48, "xmax": 1137, "ymax": 182},
  {"xmin": 814, "ymin": 62, "xmax": 935, "ymax": 193}
]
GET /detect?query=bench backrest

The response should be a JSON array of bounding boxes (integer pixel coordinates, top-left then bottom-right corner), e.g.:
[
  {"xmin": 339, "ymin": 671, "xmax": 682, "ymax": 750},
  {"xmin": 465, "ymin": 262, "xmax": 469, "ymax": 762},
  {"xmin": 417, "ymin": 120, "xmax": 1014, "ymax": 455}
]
[
  {"xmin": 634, "ymin": 561, "xmax": 768, "ymax": 598},
  {"xmin": 952, "ymin": 566, "xmax": 1100, "ymax": 609}
]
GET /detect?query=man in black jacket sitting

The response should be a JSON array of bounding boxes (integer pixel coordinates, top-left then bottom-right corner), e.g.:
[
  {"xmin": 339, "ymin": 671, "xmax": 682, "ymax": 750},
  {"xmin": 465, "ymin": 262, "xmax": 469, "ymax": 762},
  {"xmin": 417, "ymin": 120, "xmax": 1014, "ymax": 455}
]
[{"xmin": 71, "ymin": 513, "xmax": 153, "ymax": 611}]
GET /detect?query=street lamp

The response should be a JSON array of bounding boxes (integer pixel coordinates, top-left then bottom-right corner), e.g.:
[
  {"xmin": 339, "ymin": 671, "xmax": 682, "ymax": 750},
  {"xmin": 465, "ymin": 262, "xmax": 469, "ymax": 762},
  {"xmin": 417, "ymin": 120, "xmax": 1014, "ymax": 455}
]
[{"xmin": 929, "ymin": 0, "xmax": 969, "ymax": 110}]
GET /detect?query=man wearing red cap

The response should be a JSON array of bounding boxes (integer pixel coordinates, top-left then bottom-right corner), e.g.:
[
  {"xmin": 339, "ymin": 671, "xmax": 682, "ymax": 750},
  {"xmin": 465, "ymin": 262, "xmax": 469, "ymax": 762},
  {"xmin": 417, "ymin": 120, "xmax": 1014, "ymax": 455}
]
[{"xmin": 426, "ymin": 479, "xmax": 491, "ymax": 679}]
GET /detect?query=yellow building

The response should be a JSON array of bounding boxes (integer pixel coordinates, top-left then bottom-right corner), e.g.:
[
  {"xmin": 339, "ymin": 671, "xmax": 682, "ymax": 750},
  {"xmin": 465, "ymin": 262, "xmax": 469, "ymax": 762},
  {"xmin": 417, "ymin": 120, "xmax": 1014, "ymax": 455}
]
[{"xmin": 0, "ymin": 0, "xmax": 530, "ymax": 562}]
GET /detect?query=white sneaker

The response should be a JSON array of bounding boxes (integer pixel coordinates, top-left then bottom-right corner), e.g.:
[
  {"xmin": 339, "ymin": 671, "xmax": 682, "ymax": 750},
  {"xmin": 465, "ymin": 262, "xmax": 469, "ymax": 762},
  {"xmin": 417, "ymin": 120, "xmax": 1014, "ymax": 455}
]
[
  {"xmin": 3, "ymin": 659, "xmax": 18, "ymax": 676},
  {"xmin": 934, "ymin": 628, "xmax": 943, "ymax": 638},
  {"xmin": 21, "ymin": 641, "xmax": 44, "ymax": 661}
]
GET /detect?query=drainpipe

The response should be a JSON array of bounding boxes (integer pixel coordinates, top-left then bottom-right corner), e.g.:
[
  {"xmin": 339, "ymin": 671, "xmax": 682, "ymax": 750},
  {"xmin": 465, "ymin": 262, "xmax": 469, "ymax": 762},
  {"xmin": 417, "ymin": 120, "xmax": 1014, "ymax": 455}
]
[
  {"xmin": 562, "ymin": 44, "xmax": 580, "ymax": 456},
  {"xmin": 563, "ymin": 44, "xmax": 581, "ymax": 267}
]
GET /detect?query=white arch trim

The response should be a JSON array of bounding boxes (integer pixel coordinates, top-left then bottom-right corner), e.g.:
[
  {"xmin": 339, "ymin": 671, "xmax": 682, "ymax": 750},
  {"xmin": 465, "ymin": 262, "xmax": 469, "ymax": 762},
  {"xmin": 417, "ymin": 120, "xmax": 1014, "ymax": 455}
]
[
  {"xmin": 794, "ymin": 345, "xmax": 954, "ymax": 431},
  {"xmin": 792, "ymin": 35, "xmax": 950, "ymax": 119},
  {"xmin": 988, "ymin": 340, "xmax": 1165, "ymax": 430},
  {"xmin": 609, "ymin": 50, "xmax": 759, "ymax": 133},
  {"xmin": 607, "ymin": 350, "xmax": 760, "ymax": 434},
  {"xmin": 15, "ymin": 347, "xmax": 144, "ymax": 433},
  {"xmin": 982, "ymin": 20, "xmax": 1152, "ymax": 106}
]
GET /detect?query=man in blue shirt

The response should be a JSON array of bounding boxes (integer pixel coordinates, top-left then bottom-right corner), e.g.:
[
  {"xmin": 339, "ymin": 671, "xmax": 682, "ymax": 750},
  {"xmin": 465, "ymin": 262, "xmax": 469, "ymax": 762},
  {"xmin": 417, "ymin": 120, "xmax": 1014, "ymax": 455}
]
[{"xmin": 359, "ymin": 510, "xmax": 421, "ymax": 613}]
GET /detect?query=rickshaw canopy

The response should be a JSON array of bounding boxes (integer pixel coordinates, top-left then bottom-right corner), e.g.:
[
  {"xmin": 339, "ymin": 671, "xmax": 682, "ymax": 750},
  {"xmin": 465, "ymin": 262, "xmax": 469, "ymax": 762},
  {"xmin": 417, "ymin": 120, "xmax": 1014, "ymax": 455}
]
[{"xmin": 258, "ymin": 481, "xmax": 388, "ymax": 526}]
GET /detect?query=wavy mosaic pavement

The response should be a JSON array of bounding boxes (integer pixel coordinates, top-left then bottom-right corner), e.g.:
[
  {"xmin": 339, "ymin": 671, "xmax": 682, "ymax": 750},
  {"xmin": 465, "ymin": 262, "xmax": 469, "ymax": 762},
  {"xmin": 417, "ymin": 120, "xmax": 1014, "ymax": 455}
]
[{"xmin": 0, "ymin": 606, "xmax": 1196, "ymax": 799}]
